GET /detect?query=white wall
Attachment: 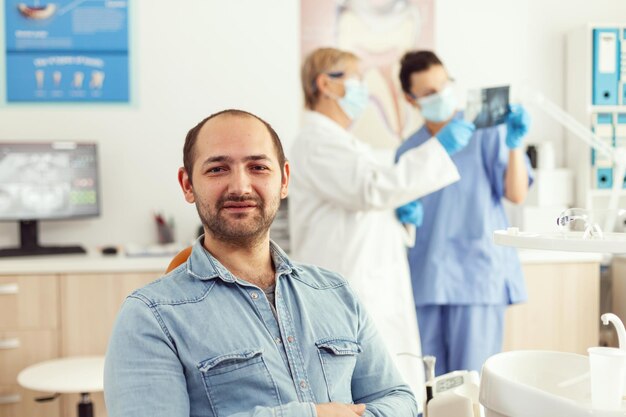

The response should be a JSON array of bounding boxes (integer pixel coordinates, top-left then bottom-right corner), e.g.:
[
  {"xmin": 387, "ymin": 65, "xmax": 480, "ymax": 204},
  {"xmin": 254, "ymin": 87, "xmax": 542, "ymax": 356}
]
[
  {"xmin": 437, "ymin": 0, "xmax": 626, "ymax": 163},
  {"xmin": 0, "ymin": 0, "xmax": 301, "ymax": 247},
  {"xmin": 1, "ymin": 0, "xmax": 625, "ymax": 248}
]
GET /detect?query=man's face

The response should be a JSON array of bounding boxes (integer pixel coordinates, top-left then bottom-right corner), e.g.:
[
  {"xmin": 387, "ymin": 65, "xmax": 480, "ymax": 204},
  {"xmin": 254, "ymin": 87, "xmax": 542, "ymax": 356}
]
[
  {"xmin": 406, "ymin": 64, "xmax": 450, "ymax": 107},
  {"xmin": 178, "ymin": 115, "xmax": 289, "ymax": 246}
]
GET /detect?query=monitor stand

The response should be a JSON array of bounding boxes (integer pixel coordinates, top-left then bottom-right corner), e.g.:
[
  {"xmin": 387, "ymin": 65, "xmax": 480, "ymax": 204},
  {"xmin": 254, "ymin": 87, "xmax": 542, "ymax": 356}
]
[{"xmin": 0, "ymin": 220, "xmax": 86, "ymax": 257}]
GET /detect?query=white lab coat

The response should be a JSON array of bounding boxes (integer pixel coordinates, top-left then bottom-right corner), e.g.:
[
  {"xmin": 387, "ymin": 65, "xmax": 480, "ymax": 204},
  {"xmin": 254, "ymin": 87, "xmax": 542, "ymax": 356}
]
[{"xmin": 288, "ymin": 111, "xmax": 460, "ymax": 406}]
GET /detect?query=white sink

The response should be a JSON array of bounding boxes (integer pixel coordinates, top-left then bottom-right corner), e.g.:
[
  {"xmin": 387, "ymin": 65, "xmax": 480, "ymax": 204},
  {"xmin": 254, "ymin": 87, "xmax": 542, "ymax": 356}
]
[{"xmin": 480, "ymin": 350, "xmax": 626, "ymax": 417}]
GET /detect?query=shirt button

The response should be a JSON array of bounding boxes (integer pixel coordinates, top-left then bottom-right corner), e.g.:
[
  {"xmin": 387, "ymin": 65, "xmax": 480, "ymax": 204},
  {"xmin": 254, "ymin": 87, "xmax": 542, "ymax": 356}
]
[
  {"xmin": 299, "ymin": 380, "xmax": 307, "ymax": 389},
  {"xmin": 250, "ymin": 292, "xmax": 259, "ymax": 299},
  {"xmin": 275, "ymin": 337, "xmax": 282, "ymax": 344},
  {"xmin": 287, "ymin": 336, "xmax": 295, "ymax": 343}
]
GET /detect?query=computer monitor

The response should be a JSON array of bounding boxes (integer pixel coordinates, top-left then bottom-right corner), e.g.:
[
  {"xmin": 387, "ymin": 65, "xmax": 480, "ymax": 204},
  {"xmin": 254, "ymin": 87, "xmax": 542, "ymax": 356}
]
[{"xmin": 0, "ymin": 142, "xmax": 100, "ymax": 257}]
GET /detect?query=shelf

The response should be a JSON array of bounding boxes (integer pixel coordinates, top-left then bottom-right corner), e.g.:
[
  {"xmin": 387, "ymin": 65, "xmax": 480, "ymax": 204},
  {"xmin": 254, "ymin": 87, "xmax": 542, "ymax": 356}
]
[
  {"xmin": 494, "ymin": 230, "xmax": 626, "ymax": 253},
  {"xmin": 586, "ymin": 105, "xmax": 626, "ymax": 112},
  {"xmin": 588, "ymin": 189, "xmax": 626, "ymax": 197}
]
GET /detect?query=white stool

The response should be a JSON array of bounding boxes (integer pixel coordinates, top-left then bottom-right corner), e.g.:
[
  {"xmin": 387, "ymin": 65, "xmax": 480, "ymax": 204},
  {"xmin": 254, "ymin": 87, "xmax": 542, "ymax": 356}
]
[{"xmin": 18, "ymin": 356, "xmax": 104, "ymax": 417}]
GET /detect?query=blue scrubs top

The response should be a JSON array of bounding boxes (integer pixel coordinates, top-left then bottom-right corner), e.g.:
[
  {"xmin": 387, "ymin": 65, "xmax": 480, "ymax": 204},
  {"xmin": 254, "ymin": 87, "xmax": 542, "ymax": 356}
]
[{"xmin": 396, "ymin": 114, "xmax": 533, "ymax": 306}]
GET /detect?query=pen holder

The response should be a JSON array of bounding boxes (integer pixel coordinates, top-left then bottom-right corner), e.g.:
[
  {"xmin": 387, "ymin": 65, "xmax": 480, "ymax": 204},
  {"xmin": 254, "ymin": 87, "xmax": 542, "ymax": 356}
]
[
  {"xmin": 157, "ymin": 224, "xmax": 174, "ymax": 244},
  {"xmin": 155, "ymin": 219, "xmax": 175, "ymax": 244}
]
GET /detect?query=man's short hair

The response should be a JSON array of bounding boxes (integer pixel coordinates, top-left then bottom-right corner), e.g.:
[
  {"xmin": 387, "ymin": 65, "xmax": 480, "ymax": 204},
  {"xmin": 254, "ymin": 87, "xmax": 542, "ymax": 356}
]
[
  {"xmin": 183, "ymin": 109, "xmax": 286, "ymax": 182},
  {"xmin": 301, "ymin": 47, "xmax": 359, "ymax": 109},
  {"xmin": 398, "ymin": 50, "xmax": 444, "ymax": 95}
]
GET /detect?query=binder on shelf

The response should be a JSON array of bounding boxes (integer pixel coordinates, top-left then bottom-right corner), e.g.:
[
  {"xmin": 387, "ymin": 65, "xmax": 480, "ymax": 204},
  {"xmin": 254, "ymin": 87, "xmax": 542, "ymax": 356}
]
[
  {"xmin": 594, "ymin": 113, "xmax": 614, "ymax": 137},
  {"xmin": 622, "ymin": 29, "xmax": 626, "ymax": 105},
  {"xmin": 616, "ymin": 114, "xmax": 626, "ymax": 146},
  {"xmin": 592, "ymin": 113, "xmax": 615, "ymax": 167},
  {"xmin": 593, "ymin": 28, "xmax": 620, "ymax": 106},
  {"xmin": 596, "ymin": 167, "xmax": 613, "ymax": 189},
  {"xmin": 592, "ymin": 113, "xmax": 615, "ymax": 189}
]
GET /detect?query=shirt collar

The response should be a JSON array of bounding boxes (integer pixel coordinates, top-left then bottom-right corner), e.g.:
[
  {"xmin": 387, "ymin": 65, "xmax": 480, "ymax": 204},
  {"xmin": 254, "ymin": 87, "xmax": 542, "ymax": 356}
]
[{"xmin": 186, "ymin": 236, "xmax": 301, "ymax": 283}]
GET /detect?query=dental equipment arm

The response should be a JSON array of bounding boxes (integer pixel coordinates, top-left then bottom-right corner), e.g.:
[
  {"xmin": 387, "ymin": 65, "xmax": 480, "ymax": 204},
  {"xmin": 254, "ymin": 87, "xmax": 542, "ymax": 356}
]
[{"xmin": 527, "ymin": 91, "xmax": 626, "ymax": 233}]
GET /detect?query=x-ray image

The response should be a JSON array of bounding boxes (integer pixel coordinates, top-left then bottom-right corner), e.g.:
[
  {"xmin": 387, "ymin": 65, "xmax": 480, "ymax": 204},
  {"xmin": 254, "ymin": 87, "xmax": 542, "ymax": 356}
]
[
  {"xmin": 0, "ymin": 143, "xmax": 99, "ymax": 220},
  {"xmin": 0, "ymin": 152, "xmax": 71, "ymax": 216},
  {"xmin": 465, "ymin": 85, "xmax": 510, "ymax": 129}
]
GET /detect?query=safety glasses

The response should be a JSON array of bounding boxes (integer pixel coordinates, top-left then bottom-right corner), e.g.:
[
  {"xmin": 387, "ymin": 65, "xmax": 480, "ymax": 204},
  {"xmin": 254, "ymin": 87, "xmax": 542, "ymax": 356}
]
[{"xmin": 557, "ymin": 208, "xmax": 626, "ymax": 239}]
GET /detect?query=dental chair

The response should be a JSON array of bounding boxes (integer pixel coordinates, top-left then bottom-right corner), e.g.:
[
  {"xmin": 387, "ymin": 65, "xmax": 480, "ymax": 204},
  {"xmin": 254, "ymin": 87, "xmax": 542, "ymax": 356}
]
[{"xmin": 166, "ymin": 246, "xmax": 192, "ymax": 273}]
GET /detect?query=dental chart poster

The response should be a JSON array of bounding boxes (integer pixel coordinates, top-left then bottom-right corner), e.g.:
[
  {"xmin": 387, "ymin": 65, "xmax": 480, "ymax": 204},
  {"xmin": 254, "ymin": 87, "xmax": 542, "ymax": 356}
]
[
  {"xmin": 301, "ymin": 0, "xmax": 434, "ymax": 149},
  {"xmin": 4, "ymin": 0, "xmax": 129, "ymax": 102}
]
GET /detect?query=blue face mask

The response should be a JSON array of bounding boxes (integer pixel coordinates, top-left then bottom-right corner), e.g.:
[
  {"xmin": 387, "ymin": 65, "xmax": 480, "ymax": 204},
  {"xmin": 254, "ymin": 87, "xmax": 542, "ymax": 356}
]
[
  {"xmin": 337, "ymin": 78, "xmax": 369, "ymax": 121},
  {"xmin": 417, "ymin": 86, "xmax": 457, "ymax": 122}
]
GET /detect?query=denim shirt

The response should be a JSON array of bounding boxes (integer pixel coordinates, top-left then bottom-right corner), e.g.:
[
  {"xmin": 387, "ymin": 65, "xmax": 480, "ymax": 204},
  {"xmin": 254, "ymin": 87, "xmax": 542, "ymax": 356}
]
[{"xmin": 104, "ymin": 238, "xmax": 417, "ymax": 417}]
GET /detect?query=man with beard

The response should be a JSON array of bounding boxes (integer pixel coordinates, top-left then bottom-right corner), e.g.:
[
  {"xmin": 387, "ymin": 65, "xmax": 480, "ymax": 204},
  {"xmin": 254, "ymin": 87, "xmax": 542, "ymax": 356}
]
[{"xmin": 104, "ymin": 109, "xmax": 417, "ymax": 417}]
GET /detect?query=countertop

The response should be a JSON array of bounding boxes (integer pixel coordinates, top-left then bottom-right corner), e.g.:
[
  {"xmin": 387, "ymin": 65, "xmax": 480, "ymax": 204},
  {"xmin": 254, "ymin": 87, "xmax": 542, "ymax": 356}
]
[
  {"xmin": 0, "ymin": 247, "xmax": 604, "ymax": 275},
  {"xmin": 0, "ymin": 250, "xmax": 170, "ymax": 274}
]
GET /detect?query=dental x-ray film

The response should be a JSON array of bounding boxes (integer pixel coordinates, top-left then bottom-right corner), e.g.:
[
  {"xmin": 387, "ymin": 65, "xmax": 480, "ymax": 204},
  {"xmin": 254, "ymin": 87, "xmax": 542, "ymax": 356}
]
[{"xmin": 465, "ymin": 85, "xmax": 510, "ymax": 128}]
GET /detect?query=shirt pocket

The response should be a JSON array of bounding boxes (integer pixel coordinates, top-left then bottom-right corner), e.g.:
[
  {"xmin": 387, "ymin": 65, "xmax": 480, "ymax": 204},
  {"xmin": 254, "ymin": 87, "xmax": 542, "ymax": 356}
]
[
  {"xmin": 315, "ymin": 337, "xmax": 362, "ymax": 403},
  {"xmin": 198, "ymin": 348, "xmax": 280, "ymax": 417}
]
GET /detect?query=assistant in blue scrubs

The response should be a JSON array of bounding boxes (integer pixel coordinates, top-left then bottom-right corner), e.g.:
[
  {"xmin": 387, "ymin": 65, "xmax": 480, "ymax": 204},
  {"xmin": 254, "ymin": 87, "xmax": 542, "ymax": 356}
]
[{"xmin": 396, "ymin": 51, "xmax": 534, "ymax": 376}]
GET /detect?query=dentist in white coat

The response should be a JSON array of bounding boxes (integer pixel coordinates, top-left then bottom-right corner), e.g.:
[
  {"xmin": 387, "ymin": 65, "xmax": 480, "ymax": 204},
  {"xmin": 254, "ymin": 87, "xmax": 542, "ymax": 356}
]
[{"xmin": 289, "ymin": 47, "xmax": 474, "ymax": 408}]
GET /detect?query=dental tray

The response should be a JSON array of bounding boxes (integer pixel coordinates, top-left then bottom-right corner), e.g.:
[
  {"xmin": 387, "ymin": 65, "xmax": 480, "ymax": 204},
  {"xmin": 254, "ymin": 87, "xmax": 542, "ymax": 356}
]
[{"xmin": 494, "ymin": 229, "xmax": 626, "ymax": 254}]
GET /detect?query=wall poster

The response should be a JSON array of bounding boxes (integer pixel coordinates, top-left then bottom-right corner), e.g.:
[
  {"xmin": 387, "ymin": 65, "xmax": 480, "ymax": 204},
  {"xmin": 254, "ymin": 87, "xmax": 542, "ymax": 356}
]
[
  {"xmin": 301, "ymin": 0, "xmax": 434, "ymax": 148},
  {"xmin": 4, "ymin": 0, "xmax": 129, "ymax": 102}
]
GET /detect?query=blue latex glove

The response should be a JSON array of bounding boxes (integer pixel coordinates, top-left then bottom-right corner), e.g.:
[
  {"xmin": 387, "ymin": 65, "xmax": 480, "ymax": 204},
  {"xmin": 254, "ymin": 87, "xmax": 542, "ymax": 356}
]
[
  {"xmin": 396, "ymin": 200, "xmax": 424, "ymax": 227},
  {"xmin": 436, "ymin": 119, "xmax": 475, "ymax": 155},
  {"xmin": 505, "ymin": 104, "xmax": 531, "ymax": 149}
]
